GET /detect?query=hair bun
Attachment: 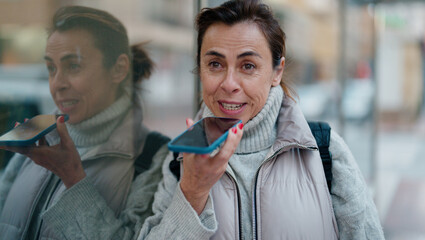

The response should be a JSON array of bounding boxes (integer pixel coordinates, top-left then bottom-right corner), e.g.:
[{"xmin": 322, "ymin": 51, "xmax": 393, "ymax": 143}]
[{"xmin": 131, "ymin": 43, "xmax": 154, "ymax": 84}]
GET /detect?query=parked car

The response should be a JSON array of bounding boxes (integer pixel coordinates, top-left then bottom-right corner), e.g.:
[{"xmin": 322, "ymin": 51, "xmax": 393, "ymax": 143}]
[
  {"xmin": 342, "ymin": 79, "xmax": 375, "ymax": 122},
  {"xmin": 296, "ymin": 81, "xmax": 337, "ymax": 121},
  {"xmin": 297, "ymin": 79, "xmax": 375, "ymax": 123}
]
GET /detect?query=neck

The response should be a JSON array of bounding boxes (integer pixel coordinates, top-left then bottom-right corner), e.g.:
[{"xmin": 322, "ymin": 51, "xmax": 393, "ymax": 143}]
[{"xmin": 66, "ymin": 94, "xmax": 132, "ymax": 147}]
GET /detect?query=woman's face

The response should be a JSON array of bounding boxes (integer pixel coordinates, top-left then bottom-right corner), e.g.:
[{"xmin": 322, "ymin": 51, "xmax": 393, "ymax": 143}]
[
  {"xmin": 200, "ymin": 22, "xmax": 284, "ymax": 124},
  {"xmin": 45, "ymin": 28, "xmax": 122, "ymax": 124}
]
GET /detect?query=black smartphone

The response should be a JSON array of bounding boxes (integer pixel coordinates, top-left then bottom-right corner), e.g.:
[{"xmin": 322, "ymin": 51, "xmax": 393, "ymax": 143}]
[
  {"xmin": 0, "ymin": 114, "xmax": 69, "ymax": 146},
  {"xmin": 168, "ymin": 117, "xmax": 241, "ymax": 154}
]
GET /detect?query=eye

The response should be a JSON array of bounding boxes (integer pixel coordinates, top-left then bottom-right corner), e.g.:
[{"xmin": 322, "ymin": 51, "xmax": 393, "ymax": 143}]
[
  {"xmin": 209, "ymin": 61, "xmax": 222, "ymax": 68},
  {"xmin": 69, "ymin": 63, "xmax": 81, "ymax": 71},
  {"xmin": 242, "ymin": 63, "xmax": 256, "ymax": 71},
  {"xmin": 46, "ymin": 64, "xmax": 56, "ymax": 76},
  {"xmin": 207, "ymin": 61, "xmax": 224, "ymax": 72}
]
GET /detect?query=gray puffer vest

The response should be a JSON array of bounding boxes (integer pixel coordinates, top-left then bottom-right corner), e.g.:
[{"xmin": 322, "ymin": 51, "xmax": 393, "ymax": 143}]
[
  {"xmin": 210, "ymin": 97, "xmax": 339, "ymax": 240},
  {"xmin": 0, "ymin": 108, "xmax": 149, "ymax": 240}
]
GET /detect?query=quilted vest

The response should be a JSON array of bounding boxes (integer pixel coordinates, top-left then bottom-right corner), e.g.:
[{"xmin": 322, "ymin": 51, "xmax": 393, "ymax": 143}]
[
  {"xmin": 210, "ymin": 96, "xmax": 339, "ymax": 240},
  {"xmin": 210, "ymin": 148, "xmax": 339, "ymax": 240}
]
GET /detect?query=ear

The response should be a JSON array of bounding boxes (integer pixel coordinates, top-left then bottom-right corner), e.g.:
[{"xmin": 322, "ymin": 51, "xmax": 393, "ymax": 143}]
[
  {"xmin": 111, "ymin": 54, "xmax": 130, "ymax": 84},
  {"xmin": 271, "ymin": 57, "xmax": 285, "ymax": 87}
]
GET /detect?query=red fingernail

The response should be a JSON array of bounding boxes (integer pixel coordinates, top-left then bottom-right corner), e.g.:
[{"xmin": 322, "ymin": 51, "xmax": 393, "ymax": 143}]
[
  {"xmin": 232, "ymin": 127, "xmax": 237, "ymax": 134},
  {"xmin": 24, "ymin": 118, "xmax": 29, "ymax": 122},
  {"xmin": 59, "ymin": 116, "xmax": 65, "ymax": 123},
  {"xmin": 186, "ymin": 118, "xmax": 189, "ymax": 126},
  {"xmin": 14, "ymin": 122, "xmax": 19, "ymax": 127},
  {"xmin": 238, "ymin": 123, "xmax": 244, "ymax": 130}
]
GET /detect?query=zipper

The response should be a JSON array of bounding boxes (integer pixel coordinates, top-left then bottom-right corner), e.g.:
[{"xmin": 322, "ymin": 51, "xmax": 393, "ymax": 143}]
[
  {"xmin": 34, "ymin": 176, "xmax": 62, "ymax": 240},
  {"xmin": 224, "ymin": 172, "xmax": 243, "ymax": 240},
  {"xmin": 20, "ymin": 172, "xmax": 53, "ymax": 240},
  {"xmin": 252, "ymin": 143, "xmax": 317, "ymax": 240}
]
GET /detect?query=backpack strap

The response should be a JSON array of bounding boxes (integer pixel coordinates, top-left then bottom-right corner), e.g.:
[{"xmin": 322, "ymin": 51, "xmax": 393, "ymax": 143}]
[
  {"xmin": 169, "ymin": 152, "xmax": 181, "ymax": 180},
  {"xmin": 168, "ymin": 122, "xmax": 333, "ymax": 193},
  {"xmin": 134, "ymin": 131, "xmax": 170, "ymax": 178},
  {"xmin": 307, "ymin": 121, "xmax": 332, "ymax": 192}
]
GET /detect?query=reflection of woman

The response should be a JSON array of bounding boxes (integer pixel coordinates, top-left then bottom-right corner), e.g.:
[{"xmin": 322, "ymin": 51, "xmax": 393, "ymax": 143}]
[
  {"xmin": 138, "ymin": 1, "xmax": 384, "ymax": 239},
  {"xmin": 0, "ymin": 6, "xmax": 168, "ymax": 239}
]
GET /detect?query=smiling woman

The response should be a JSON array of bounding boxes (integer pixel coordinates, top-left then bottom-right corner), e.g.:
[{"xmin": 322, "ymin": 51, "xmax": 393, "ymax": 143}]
[
  {"xmin": 0, "ymin": 6, "xmax": 169, "ymax": 240},
  {"xmin": 200, "ymin": 22, "xmax": 283, "ymax": 124},
  {"xmin": 137, "ymin": 0, "xmax": 384, "ymax": 239}
]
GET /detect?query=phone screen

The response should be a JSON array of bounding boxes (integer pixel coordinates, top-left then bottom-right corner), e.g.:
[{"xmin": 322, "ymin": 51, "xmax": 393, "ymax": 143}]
[
  {"xmin": 0, "ymin": 114, "xmax": 67, "ymax": 146},
  {"xmin": 169, "ymin": 117, "xmax": 241, "ymax": 153}
]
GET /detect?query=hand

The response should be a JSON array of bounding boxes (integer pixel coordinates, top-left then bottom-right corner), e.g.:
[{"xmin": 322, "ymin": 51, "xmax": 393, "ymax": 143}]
[
  {"xmin": 0, "ymin": 116, "xmax": 86, "ymax": 188},
  {"xmin": 179, "ymin": 118, "xmax": 244, "ymax": 215}
]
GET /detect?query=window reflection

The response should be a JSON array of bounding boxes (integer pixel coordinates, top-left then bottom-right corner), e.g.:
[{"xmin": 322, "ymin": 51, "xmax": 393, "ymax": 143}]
[{"xmin": 0, "ymin": 2, "xmax": 425, "ymax": 238}]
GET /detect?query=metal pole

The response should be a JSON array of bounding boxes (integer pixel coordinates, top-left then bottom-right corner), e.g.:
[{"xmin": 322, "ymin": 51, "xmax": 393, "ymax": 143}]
[
  {"xmin": 192, "ymin": 0, "xmax": 227, "ymax": 116},
  {"xmin": 337, "ymin": 0, "xmax": 347, "ymax": 137},
  {"xmin": 370, "ymin": 0, "xmax": 380, "ymax": 203},
  {"xmin": 193, "ymin": 0, "xmax": 202, "ymax": 116}
]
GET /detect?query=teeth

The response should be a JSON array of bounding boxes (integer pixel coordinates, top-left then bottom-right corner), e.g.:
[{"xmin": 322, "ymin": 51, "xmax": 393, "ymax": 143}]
[
  {"xmin": 62, "ymin": 100, "xmax": 78, "ymax": 107},
  {"xmin": 221, "ymin": 103, "xmax": 244, "ymax": 110}
]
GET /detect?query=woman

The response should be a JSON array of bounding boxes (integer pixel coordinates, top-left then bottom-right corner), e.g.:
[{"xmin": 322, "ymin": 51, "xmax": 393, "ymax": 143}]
[
  {"xmin": 138, "ymin": 1, "xmax": 384, "ymax": 239},
  {"xmin": 0, "ymin": 6, "xmax": 168, "ymax": 239}
]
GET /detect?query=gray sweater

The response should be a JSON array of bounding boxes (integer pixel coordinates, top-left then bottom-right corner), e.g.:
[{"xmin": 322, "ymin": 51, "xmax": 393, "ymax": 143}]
[{"xmin": 137, "ymin": 86, "xmax": 384, "ymax": 240}]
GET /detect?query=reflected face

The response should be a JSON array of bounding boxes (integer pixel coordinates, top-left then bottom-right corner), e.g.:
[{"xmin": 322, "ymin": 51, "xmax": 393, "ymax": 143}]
[
  {"xmin": 45, "ymin": 29, "xmax": 119, "ymax": 124},
  {"xmin": 200, "ymin": 22, "xmax": 283, "ymax": 124}
]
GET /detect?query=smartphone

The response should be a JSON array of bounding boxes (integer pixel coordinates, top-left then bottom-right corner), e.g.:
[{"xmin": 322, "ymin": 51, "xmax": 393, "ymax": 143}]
[
  {"xmin": 0, "ymin": 114, "xmax": 69, "ymax": 146},
  {"xmin": 168, "ymin": 117, "xmax": 242, "ymax": 154}
]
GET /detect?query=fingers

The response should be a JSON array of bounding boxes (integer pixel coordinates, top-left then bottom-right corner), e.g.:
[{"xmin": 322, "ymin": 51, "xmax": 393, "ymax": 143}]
[
  {"xmin": 211, "ymin": 123, "xmax": 244, "ymax": 166},
  {"xmin": 179, "ymin": 122, "xmax": 244, "ymax": 215},
  {"xmin": 38, "ymin": 137, "xmax": 48, "ymax": 146},
  {"xmin": 56, "ymin": 116, "xmax": 72, "ymax": 147},
  {"xmin": 186, "ymin": 118, "xmax": 194, "ymax": 129},
  {"xmin": 13, "ymin": 117, "xmax": 28, "ymax": 128},
  {"xmin": 1, "ymin": 145, "xmax": 33, "ymax": 156}
]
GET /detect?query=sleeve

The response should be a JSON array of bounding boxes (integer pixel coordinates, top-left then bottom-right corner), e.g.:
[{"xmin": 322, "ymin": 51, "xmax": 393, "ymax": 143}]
[
  {"xmin": 329, "ymin": 131, "xmax": 385, "ymax": 240},
  {"xmin": 0, "ymin": 153, "xmax": 27, "ymax": 213},
  {"xmin": 41, "ymin": 144, "xmax": 169, "ymax": 240},
  {"xmin": 137, "ymin": 157, "xmax": 217, "ymax": 240}
]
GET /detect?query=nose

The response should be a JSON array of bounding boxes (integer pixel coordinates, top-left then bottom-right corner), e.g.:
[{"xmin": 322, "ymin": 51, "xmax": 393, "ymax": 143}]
[
  {"xmin": 220, "ymin": 69, "xmax": 240, "ymax": 94},
  {"xmin": 50, "ymin": 70, "xmax": 69, "ymax": 92}
]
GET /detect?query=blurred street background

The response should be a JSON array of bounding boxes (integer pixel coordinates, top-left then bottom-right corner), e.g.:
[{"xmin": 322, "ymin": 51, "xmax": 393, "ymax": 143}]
[{"xmin": 0, "ymin": 0, "xmax": 424, "ymax": 239}]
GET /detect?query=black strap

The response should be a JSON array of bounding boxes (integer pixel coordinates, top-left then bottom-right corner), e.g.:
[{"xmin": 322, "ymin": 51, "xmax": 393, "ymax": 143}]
[
  {"xmin": 308, "ymin": 121, "xmax": 332, "ymax": 191},
  {"xmin": 168, "ymin": 152, "xmax": 181, "ymax": 180},
  {"xmin": 168, "ymin": 122, "xmax": 333, "ymax": 192},
  {"xmin": 134, "ymin": 131, "xmax": 170, "ymax": 177}
]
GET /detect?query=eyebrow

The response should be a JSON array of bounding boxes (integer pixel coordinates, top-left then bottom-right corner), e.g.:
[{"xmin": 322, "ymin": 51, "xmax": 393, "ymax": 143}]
[
  {"xmin": 205, "ymin": 50, "xmax": 225, "ymax": 58},
  {"xmin": 44, "ymin": 54, "xmax": 83, "ymax": 62},
  {"xmin": 204, "ymin": 50, "xmax": 262, "ymax": 59},
  {"xmin": 237, "ymin": 51, "xmax": 261, "ymax": 59}
]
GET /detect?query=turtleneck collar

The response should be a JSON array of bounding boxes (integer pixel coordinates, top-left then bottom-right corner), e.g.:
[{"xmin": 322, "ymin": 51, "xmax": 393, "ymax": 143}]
[
  {"xmin": 203, "ymin": 85, "xmax": 284, "ymax": 154},
  {"xmin": 65, "ymin": 93, "xmax": 132, "ymax": 147}
]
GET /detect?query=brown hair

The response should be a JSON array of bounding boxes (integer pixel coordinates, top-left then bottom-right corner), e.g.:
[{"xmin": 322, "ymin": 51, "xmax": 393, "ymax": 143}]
[
  {"xmin": 196, "ymin": 0, "xmax": 293, "ymax": 97},
  {"xmin": 49, "ymin": 6, "xmax": 153, "ymax": 85}
]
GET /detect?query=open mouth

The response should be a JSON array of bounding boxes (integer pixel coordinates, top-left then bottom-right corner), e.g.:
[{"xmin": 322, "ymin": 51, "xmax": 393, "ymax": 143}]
[
  {"xmin": 61, "ymin": 100, "xmax": 79, "ymax": 108},
  {"xmin": 221, "ymin": 102, "xmax": 245, "ymax": 111}
]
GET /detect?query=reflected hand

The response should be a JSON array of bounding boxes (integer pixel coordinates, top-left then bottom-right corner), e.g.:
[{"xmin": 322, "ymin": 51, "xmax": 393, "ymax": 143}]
[
  {"xmin": 0, "ymin": 116, "xmax": 85, "ymax": 188},
  {"xmin": 179, "ymin": 118, "xmax": 243, "ymax": 215}
]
